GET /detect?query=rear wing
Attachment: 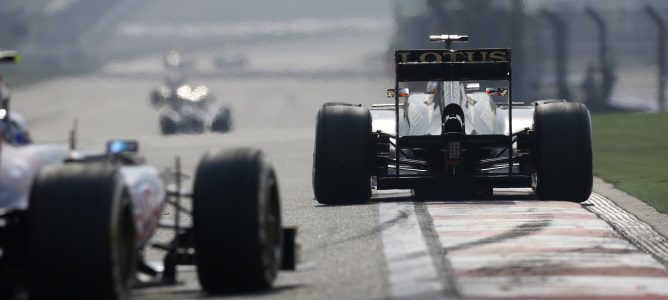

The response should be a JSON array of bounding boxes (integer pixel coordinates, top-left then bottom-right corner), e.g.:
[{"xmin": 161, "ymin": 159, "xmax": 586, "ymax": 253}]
[
  {"xmin": 390, "ymin": 35, "xmax": 516, "ymax": 180},
  {"xmin": 394, "ymin": 49, "xmax": 511, "ymax": 82}
]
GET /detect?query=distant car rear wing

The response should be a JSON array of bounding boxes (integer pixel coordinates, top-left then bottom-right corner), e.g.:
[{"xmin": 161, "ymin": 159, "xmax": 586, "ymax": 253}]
[
  {"xmin": 0, "ymin": 51, "xmax": 21, "ymax": 64},
  {"xmin": 394, "ymin": 49, "xmax": 511, "ymax": 82}
]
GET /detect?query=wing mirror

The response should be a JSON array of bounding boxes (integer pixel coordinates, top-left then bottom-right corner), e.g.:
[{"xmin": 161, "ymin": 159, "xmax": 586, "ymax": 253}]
[
  {"xmin": 387, "ymin": 88, "xmax": 410, "ymax": 99},
  {"xmin": 106, "ymin": 139, "xmax": 139, "ymax": 155}
]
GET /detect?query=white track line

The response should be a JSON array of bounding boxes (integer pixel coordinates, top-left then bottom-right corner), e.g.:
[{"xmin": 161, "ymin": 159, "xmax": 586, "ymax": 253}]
[{"xmin": 380, "ymin": 202, "xmax": 445, "ymax": 300}]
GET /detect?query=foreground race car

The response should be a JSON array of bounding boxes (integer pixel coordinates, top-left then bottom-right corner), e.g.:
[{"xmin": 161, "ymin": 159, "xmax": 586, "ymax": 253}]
[
  {"xmin": 313, "ymin": 34, "xmax": 593, "ymax": 204},
  {"xmin": 150, "ymin": 73, "xmax": 233, "ymax": 135},
  {"xmin": 2, "ymin": 139, "xmax": 295, "ymax": 299},
  {"xmin": 0, "ymin": 51, "xmax": 71, "ymax": 298},
  {"xmin": 0, "ymin": 52, "xmax": 294, "ymax": 299}
]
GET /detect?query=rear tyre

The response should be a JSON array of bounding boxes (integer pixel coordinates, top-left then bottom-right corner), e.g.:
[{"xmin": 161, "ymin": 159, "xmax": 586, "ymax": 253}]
[
  {"xmin": 312, "ymin": 103, "xmax": 372, "ymax": 205},
  {"xmin": 27, "ymin": 163, "xmax": 136, "ymax": 300},
  {"xmin": 149, "ymin": 89, "xmax": 164, "ymax": 107},
  {"xmin": 0, "ymin": 271, "xmax": 17, "ymax": 299},
  {"xmin": 160, "ymin": 115, "xmax": 177, "ymax": 135},
  {"xmin": 533, "ymin": 101, "xmax": 593, "ymax": 202},
  {"xmin": 211, "ymin": 107, "xmax": 233, "ymax": 133},
  {"xmin": 193, "ymin": 148, "xmax": 282, "ymax": 294}
]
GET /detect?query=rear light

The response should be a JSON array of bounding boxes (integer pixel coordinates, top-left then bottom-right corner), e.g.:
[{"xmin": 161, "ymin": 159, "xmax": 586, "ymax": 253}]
[
  {"xmin": 446, "ymin": 141, "xmax": 462, "ymax": 167},
  {"xmin": 448, "ymin": 142, "xmax": 461, "ymax": 160}
]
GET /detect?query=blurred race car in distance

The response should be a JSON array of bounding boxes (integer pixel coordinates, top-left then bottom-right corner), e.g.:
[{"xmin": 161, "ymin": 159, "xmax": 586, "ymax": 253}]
[
  {"xmin": 313, "ymin": 34, "xmax": 593, "ymax": 204},
  {"xmin": 149, "ymin": 72, "xmax": 233, "ymax": 134}
]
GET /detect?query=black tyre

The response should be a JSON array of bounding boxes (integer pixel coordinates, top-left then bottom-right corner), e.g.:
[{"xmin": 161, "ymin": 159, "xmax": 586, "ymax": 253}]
[
  {"xmin": 149, "ymin": 89, "xmax": 164, "ymax": 107},
  {"xmin": 211, "ymin": 108, "xmax": 233, "ymax": 133},
  {"xmin": 533, "ymin": 101, "xmax": 593, "ymax": 202},
  {"xmin": 160, "ymin": 115, "xmax": 177, "ymax": 135},
  {"xmin": 193, "ymin": 148, "xmax": 282, "ymax": 294},
  {"xmin": 27, "ymin": 163, "xmax": 136, "ymax": 300},
  {"xmin": 0, "ymin": 268, "xmax": 18, "ymax": 300},
  {"xmin": 312, "ymin": 103, "xmax": 372, "ymax": 205}
]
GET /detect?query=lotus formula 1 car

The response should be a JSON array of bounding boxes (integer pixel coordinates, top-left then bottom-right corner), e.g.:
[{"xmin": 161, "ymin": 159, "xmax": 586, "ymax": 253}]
[
  {"xmin": 150, "ymin": 73, "xmax": 233, "ymax": 135},
  {"xmin": 313, "ymin": 34, "xmax": 592, "ymax": 204}
]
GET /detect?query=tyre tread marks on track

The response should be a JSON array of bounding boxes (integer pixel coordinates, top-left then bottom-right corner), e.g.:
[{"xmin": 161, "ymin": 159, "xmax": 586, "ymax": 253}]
[{"xmin": 427, "ymin": 193, "xmax": 668, "ymax": 299}]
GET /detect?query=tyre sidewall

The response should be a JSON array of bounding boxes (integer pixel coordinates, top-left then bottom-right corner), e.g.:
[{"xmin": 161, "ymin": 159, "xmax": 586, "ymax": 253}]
[{"xmin": 533, "ymin": 102, "xmax": 593, "ymax": 201}]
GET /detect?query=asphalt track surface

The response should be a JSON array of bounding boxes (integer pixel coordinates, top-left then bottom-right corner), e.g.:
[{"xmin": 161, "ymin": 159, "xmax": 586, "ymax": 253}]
[{"xmin": 11, "ymin": 1, "xmax": 668, "ymax": 299}]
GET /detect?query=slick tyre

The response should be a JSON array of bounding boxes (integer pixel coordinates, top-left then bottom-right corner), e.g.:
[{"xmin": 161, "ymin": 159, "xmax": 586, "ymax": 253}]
[
  {"xmin": 193, "ymin": 148, "xmax": 282, "ymax": 294},
  {"xmin": 160, "ymin": 115, "xmax": 177, "ymax": 135},
  {"xmin": 27, "ymin": 163, "xmax": 136, "ymax": 300},
  {"xmin": 149, "ymin": 89, "xmax": 164, "ymax": 107},
  {"xmin": 312, "ymin": 103, "xmax": 372, "ymax": 205},
  {"xmin": 533, "ymin": 101, "xmax": 593, "ymax": 202},
  {"xmin": 211, "ymin": 108, "xmax": 233, "ymax": 133}
]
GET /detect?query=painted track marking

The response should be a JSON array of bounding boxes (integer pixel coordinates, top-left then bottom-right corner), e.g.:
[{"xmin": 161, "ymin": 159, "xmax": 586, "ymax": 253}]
[{"xmin": 380, "ymin": 202, "xmax": 445, "ymax": 299}]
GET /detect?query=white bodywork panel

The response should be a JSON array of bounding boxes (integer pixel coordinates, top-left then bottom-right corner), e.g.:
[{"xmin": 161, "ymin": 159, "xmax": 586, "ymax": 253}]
[
  {"xmin": 372, "ymin": 83, "xmax": 535, "ymax": 138},
  {"xmin": 0, "ymin": 143, "xmax": 69, "ymax": 213}
]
